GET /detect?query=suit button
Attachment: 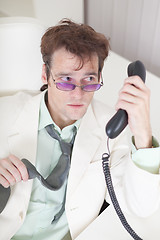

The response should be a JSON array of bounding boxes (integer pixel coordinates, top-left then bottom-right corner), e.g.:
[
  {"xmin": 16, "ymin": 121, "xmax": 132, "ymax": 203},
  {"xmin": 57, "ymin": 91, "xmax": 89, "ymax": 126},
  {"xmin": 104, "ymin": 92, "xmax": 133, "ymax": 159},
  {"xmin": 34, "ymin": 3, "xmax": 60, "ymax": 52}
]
[
  {"xmin": 19, "ymin": 211, "xmax": 24, "ymax": 220},
  {"xmin": 70, "ymin": 206, "xmax": 78, "ymax": 211}
]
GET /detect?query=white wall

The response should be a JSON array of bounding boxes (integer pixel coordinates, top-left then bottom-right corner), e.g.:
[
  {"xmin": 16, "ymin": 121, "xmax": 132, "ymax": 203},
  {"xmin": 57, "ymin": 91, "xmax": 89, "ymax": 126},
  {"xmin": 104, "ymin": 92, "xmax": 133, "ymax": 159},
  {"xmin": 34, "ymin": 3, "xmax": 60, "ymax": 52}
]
[{"xmin": 85, "ymin": 0, "xmax": 160, "ymax": 78}]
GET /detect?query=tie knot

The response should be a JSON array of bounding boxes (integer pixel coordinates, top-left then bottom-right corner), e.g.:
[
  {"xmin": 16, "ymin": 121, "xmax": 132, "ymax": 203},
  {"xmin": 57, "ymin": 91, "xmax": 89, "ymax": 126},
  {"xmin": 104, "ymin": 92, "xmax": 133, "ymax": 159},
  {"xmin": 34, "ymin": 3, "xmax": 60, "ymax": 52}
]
[
  {"xmin": 45, "ymin": 124, "xmax": 77, "ymax": 155},
  {"xmin": 45, "ymin": 125, "xmax": 61, "ymax": 141}
]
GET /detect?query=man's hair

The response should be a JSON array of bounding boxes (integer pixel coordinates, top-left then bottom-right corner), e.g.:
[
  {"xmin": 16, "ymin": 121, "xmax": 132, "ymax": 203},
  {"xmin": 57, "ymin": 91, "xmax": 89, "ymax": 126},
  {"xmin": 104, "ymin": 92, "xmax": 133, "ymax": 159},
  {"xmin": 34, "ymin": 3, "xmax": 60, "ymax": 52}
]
[{"xmin": 40, "ymin": 19, "xmax": 110, "ymax": 90}]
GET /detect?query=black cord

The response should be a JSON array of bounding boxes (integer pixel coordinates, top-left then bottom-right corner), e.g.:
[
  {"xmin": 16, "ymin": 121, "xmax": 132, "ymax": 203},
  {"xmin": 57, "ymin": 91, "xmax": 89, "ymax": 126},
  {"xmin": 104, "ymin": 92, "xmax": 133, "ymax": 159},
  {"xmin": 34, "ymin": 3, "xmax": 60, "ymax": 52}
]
[{"xmin": 102, "ymin": 138, "xmax": 143, "ymax": 240}]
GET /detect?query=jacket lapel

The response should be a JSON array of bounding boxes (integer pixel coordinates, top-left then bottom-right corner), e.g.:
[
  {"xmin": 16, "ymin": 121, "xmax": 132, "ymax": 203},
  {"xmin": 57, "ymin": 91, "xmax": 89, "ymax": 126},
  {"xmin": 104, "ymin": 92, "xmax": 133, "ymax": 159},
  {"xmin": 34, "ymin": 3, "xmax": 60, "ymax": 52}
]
[
  {"xmin": 8, "ymin": 92, "xmax": 44, "ymax": 164},
  {"xmin": 1, "ymin": 92, "xmax": 44, "ymax": 227},
  {"xmin": 66, "ymin": 102, "xmax": 102, "ymax": 200}
]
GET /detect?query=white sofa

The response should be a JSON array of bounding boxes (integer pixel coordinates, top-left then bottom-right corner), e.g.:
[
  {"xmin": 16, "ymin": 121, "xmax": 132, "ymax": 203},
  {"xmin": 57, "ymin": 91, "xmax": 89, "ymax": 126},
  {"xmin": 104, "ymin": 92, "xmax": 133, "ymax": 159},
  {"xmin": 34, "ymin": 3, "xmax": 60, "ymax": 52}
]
[{"xmin": 0, "ymin": 17, "xmax": 160, "ymax": 240}]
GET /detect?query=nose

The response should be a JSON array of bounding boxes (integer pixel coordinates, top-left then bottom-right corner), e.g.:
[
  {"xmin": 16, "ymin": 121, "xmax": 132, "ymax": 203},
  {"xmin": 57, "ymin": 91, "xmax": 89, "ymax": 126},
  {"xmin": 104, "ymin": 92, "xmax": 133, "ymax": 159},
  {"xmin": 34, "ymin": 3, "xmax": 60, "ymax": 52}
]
[{"xmin": 70, "ymin": 85, "xmax": 85, "ymax": 99}]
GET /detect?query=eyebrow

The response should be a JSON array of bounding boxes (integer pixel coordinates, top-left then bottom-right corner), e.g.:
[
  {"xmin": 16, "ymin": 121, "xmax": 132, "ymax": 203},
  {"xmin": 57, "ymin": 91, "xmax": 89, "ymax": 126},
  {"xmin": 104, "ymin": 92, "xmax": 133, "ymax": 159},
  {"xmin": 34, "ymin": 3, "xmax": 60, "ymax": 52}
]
[
  {"xmin": 54, "ymin": 72, "xmax": 73, "ymax": 77},
  {"xmin": 84, "ymin": 72, "xmax": 98, "ymax": 77},
  {"xmin": 55, "ymin": 72, "xmax": 98, "ymax": 77}
]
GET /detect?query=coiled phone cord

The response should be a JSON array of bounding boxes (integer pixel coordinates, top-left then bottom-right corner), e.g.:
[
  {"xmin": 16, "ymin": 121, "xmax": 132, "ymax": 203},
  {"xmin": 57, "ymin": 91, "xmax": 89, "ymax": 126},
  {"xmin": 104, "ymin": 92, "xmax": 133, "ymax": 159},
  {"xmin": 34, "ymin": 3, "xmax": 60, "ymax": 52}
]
[{"xmin": 102, "ymin": 138, "xmax": 143, "ymax": 240}]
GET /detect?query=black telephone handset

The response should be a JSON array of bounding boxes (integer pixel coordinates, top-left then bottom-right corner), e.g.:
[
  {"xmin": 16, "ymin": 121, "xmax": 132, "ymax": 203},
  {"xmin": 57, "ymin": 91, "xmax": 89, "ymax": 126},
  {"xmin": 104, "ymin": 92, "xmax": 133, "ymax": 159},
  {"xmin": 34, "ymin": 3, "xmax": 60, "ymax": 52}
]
[
  {"xmin": 106, "ymin": 60, "xmax": 146, "ymax": 139},
  {"xmin": 102, "ymin": 61, "xmax": 146, "ymax": 240}
]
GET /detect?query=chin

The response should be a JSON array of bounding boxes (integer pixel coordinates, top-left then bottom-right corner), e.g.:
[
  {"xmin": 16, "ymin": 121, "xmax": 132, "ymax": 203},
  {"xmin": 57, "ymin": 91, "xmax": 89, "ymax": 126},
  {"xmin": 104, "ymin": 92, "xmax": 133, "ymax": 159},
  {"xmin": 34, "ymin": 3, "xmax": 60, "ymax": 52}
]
[
  {"xmin": 67, "ymin": 107, "xmax": 88, "ymax": 122},
  {"xmin": 69, "ymin": 112, "xmax": 86, "ymax": 121}
]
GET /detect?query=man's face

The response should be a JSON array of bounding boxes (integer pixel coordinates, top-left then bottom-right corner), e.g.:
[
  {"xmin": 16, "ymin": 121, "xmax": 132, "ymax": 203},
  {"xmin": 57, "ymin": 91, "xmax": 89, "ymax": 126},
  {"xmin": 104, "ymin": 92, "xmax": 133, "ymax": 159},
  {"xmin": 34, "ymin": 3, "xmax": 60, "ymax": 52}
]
[{"xmin": 42, "ymin": 47, "xmax": 99, "ymax": 129}]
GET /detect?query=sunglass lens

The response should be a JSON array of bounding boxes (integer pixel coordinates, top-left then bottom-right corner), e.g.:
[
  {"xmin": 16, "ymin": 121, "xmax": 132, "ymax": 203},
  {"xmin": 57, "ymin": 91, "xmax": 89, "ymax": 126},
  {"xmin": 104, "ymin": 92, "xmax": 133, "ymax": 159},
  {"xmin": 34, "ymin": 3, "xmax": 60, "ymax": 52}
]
[
  {"xmin": 56, "ymin": 83, "xmax": 75, "ymax": 91},
  {"xmin": 83, "ymin": 84, "xmax": 101, "ymax": 92}
]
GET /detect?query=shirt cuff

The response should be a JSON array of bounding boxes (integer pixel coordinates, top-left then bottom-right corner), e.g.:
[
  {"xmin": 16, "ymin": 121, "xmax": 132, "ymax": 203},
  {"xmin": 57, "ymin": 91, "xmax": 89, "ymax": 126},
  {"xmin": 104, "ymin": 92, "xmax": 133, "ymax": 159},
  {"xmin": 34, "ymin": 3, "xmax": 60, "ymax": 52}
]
[{"xmin": 132, "ymin": 136, "xmax": 160, "ymax": 174}]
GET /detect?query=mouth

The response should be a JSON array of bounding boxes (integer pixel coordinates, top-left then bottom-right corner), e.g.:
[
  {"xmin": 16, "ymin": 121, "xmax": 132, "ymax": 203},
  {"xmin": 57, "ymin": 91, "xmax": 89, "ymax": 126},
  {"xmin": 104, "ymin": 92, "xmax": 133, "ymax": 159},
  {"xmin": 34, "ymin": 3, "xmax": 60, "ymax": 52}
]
[{"xmin": 67, "ymin": 104, "xmax": 84, "ymax": 108}]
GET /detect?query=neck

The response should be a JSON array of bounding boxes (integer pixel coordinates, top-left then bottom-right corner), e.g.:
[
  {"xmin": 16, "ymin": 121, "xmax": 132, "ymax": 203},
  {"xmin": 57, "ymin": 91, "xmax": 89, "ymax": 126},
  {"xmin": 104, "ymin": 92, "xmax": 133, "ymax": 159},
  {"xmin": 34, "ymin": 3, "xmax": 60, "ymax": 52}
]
[{"xmin": 47, "ymin": 102, "xmax": 75, "ymax": 130}]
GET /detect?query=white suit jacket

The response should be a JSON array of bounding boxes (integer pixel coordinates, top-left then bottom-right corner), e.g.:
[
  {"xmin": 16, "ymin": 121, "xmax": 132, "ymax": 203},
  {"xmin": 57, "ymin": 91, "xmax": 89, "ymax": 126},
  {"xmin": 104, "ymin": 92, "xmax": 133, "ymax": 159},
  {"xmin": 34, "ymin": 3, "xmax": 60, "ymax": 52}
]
[{"xmin": 0, "ymin": 91, "xmax": 160, "ymax": 240}]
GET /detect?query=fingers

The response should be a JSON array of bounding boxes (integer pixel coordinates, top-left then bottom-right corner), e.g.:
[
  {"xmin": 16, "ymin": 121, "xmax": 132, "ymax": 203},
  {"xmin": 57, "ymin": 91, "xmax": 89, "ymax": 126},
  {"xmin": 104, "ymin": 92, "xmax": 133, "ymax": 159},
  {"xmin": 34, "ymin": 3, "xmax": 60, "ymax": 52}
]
[
  {"xmin": 124, "ymin": 75, "xmax": 146, "ymax": 88},
  {"xmin": 115, "ymin": 76, "xmax": 150, "ymax": 112},
  {"xmin": 115, "ymin": 76, "xmax": 152, "ymax": 149},
  {"xmin": 9, "ymin": 155, "xmax": 29, "ymax": 181},
  {"xmin": 0, "ymin": 155, "xmax": 29, "ymax": 188}
]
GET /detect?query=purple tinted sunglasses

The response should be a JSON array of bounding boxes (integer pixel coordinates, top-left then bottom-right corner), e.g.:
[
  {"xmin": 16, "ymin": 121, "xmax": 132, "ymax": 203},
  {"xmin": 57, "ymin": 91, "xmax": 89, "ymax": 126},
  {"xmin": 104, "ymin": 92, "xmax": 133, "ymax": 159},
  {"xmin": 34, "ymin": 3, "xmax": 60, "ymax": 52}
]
[{"xmin": 46, "ymin": 64, "xmax": 103, "ymax": 92}]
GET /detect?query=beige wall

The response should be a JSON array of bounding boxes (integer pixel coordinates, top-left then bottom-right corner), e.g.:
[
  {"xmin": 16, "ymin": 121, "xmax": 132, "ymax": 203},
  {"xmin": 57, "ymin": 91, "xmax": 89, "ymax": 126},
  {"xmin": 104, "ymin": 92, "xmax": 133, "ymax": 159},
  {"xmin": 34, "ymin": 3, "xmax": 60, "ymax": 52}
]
[
  {"xmin": 33, "ymin": 0, "xmax": 84, "ymax": 27},
  {"xmin": 85, "ymin": 0, "xmax": 160, "ymax": 78},
  {"xmin": 0, "ymin": 0, "xmax": 35, "ymax": 17},
  {"xmin": 0, "ymin": 0, "xmax": 84, "ymax": 26}
]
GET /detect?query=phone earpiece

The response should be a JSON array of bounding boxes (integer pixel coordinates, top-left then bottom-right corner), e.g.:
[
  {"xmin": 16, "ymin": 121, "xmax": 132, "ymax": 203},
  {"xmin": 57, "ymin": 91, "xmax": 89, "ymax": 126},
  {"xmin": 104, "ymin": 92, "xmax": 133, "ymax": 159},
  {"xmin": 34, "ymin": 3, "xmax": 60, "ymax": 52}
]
[
  {"xmin": 105, "ymin": 60, "xmax": 146, "ymax": 139},
  {"xmin": 127, "ymin": 60, "xmax": 146, "ymax": 83}
]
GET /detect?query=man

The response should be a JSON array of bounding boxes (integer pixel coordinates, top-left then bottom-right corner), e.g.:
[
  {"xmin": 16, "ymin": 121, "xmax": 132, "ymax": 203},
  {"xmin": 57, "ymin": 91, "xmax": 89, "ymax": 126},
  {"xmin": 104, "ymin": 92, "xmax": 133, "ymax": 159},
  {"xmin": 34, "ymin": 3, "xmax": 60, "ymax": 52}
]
[{"xmin": 0, "ymin": 19, "xmax": 159, "ymax": 240}]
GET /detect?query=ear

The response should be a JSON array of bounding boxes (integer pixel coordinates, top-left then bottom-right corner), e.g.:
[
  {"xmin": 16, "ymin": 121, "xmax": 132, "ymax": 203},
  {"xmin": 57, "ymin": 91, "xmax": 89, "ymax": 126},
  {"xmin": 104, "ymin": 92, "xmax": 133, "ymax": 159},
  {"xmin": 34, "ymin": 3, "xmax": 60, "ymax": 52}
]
[
  {"xmin": 98, "ymin": 71, "xmax": 102, "ymax": 82},
  {"xmin": 41, "ymin": 64, "xmax": 48, "ymax": 84}
]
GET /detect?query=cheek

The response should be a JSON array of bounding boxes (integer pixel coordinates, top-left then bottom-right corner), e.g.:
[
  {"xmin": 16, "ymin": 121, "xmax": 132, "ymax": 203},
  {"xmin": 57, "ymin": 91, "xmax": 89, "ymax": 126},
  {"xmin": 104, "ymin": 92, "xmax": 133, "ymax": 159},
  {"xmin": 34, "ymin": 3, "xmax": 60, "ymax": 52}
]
[
  {"xmin": 86, "ymin": 93, "xmax": 94, "ymax": 103},
  {"xmin": 49, "ymin": 86, "xmax": 70, "ymax": 104}
]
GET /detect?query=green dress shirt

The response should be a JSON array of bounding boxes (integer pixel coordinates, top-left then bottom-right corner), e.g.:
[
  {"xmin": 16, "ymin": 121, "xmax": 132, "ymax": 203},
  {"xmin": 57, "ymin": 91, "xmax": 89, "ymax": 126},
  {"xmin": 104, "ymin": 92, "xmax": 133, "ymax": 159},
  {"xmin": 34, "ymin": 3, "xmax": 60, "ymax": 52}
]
[{"xmin": 132, "ymin": 136, "xmax": 160, "ymax": 174}]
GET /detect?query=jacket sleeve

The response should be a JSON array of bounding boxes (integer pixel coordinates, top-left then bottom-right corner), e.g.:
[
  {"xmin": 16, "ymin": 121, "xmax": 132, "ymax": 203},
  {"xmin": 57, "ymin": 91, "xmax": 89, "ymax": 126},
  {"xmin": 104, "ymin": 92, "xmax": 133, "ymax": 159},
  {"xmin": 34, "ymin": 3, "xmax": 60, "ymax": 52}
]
[{"xmin": 106, "ymin": 129, "xmax": 160, "ymax": 217}]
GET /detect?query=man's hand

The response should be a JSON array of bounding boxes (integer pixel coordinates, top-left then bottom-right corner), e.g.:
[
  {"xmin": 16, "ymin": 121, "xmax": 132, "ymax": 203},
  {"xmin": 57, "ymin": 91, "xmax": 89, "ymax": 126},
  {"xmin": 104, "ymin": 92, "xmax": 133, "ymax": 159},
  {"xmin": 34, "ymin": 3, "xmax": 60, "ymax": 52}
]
[
  {"xmin": 0, "ymin": 155, "xmax": 29, "ymax": 188},
  {"xmin": 115, "ymin": 76, "xmax": 152, "ymax": 149}
]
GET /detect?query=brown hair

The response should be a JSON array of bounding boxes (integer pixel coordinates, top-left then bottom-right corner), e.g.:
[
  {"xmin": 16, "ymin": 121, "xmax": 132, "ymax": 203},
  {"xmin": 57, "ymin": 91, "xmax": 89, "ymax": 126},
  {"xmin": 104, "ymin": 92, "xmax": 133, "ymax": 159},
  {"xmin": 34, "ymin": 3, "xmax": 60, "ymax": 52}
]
[{"xmin": 40, "ymin": 19, "xmax": 110, "ymax": 91}]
